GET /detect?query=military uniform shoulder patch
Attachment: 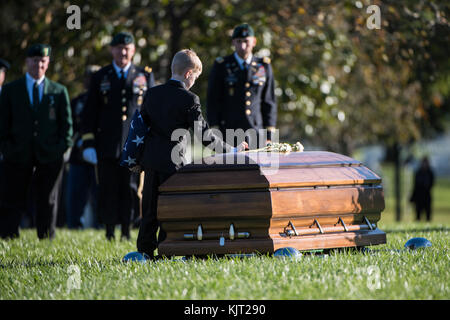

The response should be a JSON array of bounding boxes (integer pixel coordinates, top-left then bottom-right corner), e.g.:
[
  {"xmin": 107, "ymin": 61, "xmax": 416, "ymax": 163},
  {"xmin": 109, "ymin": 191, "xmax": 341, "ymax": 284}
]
[
  {"xmin": 215, "ymin": 57, "xmax": 224, "ymax": 64},
  {"xmin": 144, "ymin": 66, "xmax": 152, "ymax": 73},
  {"xmin": 262, "ymin": 57, "xmax": 271, "ymax": 64}
]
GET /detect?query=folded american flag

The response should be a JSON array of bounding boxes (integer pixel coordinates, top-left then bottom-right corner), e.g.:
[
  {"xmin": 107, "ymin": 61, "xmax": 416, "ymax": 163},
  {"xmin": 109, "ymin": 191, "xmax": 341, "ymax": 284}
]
[{"xmin": 120, "ymin": 110, "xmax": 149, "ymax": 168}]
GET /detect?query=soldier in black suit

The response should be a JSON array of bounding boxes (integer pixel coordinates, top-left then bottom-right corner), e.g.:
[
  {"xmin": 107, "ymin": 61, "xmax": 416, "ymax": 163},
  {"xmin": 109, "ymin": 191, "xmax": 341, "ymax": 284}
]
[
  {"xmin": 81, "ymin": 32, "xmax": 155, "ymax": 240},
  {"xmin": 134, "ymin": 49, "xmax": 247, "ymax": 258},
  {"xmin": 0, "ymin": 44, "xmax": 73, "ymax": 239},
  {"xmin": 207, "ymin": 24, "xmax": 277, "ymax": 149}
]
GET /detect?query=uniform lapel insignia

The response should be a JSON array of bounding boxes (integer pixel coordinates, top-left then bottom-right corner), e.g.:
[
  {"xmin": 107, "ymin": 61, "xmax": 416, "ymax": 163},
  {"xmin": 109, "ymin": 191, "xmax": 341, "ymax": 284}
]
[{"xmin": 49, "ymin": 106, "xmax": 56, "ymax": 120}]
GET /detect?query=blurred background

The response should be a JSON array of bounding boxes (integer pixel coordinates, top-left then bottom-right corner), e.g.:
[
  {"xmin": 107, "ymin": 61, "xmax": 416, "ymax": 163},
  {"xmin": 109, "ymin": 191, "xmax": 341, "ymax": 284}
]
[{"xmin": 0, "ymin": 0, "xmax": 449, "ymax": 224}]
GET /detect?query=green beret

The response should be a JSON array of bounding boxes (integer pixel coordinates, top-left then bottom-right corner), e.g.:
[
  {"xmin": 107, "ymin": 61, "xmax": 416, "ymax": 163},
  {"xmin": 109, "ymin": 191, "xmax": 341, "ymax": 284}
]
[
  {"xmin": 0, "ymin": 58, "xmax": 10, "ymax": 70},
  {"xmin": 27, "ymin": 44, "xmax": 51, "ymax": 57},
  {"xmin": 110, "ymin": 32, "xmax": 135, "ymax": 46},
  {"xmin": 232, "ymin": 23, "xmax": 255, "ymax": 39}
]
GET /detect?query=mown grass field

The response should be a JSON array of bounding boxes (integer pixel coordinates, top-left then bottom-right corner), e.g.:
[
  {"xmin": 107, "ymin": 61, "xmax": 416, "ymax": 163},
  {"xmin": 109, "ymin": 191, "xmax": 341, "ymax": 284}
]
[{"xmin": 0, "ymin": 166, "xmax": 449, "ymax": 300}]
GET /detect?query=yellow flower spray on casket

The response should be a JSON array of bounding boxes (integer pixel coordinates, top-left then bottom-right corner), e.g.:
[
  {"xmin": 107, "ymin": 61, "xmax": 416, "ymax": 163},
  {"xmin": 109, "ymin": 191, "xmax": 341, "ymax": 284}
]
[{"xmin": 247, "ymin": 141, "xmax": 304, "ymax": 153}]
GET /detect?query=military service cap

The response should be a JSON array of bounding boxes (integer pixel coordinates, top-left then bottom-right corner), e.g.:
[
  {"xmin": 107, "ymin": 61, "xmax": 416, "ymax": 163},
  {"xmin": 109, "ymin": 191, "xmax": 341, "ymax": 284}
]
[
  {"xmin": 0, "ymin": 58, "xmax": 10, "ymax": 70},
  {"xmin": 232, "ymin": 23, "xmax": 255, "ymax": 39},
  {"xmin": 110, "ymin": 32, "xmax": 135, "ymax": 46},
  {"xmin": 27, "ymin": 44, "xmax": 51, "ymax": 57}
]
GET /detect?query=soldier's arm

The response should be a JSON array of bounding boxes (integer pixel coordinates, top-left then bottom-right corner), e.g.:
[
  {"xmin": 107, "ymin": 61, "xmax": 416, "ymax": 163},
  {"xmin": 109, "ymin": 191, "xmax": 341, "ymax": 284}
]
[
  {"xmin": 80, "ymin": 72, "xmax": 100, "ymax": 149},
  {"xmin": 206, "ymin": 59, "xmax": 224, "ymax": 128},
  {"xmin": 58, "ymin": 86, "xmax": 73, "ymax": 150},
  {"xmin": 261, "ymin": 60, "xmax": 277, "ymax": 139},
  {"xmin": 0, "ymin": 84, "xmax": 11, "ymax": 153},
  {"xmin": 145, "ymin": 66, "xmax": 156, "ymax": 88}
]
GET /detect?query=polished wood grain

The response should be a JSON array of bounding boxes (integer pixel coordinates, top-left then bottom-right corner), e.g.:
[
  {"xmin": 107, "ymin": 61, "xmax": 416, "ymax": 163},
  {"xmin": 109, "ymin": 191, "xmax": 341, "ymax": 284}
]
[
  {"xmin": 158, "ymin": 191, "xmax": 272, "ymax": 220},
  {"xmin": 159, "ymin": 151, "xmax": 381, "ymax": 192},
  {"xmin": 156, "ymin": 151, "xmax": 387, "ymax": 256},
  {"xmin": 270, "ymin": 185, "xmax": 385, "ymax": 217}
]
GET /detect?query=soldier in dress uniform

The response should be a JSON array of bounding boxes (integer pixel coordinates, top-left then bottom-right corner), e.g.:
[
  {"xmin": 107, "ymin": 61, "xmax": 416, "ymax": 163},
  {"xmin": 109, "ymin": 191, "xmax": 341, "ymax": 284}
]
[
  {"xmin": 0, "ymin": 58, "xmax": 11, "ymax": 211},
  {"xmin": 81, "ymin": 32, "xmax": 155, "ymax": 240},
  {"xmin": 206, "ymin": 23, "xmax": 277, "ymax": 149},
  {"xmin": 0, "ymin": 44, "xmax": 73, "ymax": 239},
  {"xmin": 0, "ymin": 58, "xmax": 10, "ymax": 94}
]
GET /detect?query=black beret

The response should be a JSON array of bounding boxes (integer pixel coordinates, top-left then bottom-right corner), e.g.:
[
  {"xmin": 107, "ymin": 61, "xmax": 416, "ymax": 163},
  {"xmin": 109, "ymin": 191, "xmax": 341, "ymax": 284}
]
[
  {"xmin": 232, "ymin": 23, "xmax": 255, "ymax": 39},
  {"xmin": 0, "ymin": 58, "xmax": 10, "ymax": 70},
  {"xmin": 110, "ymin": 32, "xmax": 135, "ymax": 46},
  {"xmin": 27, "ymin": 44, "xmax": 51, "ymax": 57}
]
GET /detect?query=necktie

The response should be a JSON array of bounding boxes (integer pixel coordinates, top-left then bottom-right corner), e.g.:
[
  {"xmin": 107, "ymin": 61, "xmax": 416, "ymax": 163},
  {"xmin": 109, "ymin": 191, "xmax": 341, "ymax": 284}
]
[
  {"xmin": 119, "ymin": 69, "xmax": 126, "ymax": 88},
  {"xmin": 33, "ymin": 81, "xmax": 40, "ymax": 109}
]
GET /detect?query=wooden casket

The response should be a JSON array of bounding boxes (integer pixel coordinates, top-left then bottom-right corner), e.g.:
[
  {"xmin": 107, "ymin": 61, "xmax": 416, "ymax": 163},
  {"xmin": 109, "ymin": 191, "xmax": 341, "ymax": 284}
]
[{"xmin": 157, "ymin": 151, "xmax": 386, "ymax": 256}]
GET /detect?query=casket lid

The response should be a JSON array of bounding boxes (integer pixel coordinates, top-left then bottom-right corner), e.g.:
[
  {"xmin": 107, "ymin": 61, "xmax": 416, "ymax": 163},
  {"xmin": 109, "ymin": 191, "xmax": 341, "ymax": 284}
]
[
  {"xmin": 178, "ymin": 151, "xmax": 360, "ymax": 172},
  {"xmin": 160, "ymin": 151, "xmax": 382, "ymax": 193}
]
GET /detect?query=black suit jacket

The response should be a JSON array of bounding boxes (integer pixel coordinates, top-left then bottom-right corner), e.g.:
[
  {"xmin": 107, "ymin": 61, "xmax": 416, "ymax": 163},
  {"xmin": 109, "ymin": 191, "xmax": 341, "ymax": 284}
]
[
  {"xmin": 140, "ymin": 80, "xmax": 233, "ymax": 174},
  {"xmin": 0, "ymin": 76, "xmax": 72, "ymax": 165}
]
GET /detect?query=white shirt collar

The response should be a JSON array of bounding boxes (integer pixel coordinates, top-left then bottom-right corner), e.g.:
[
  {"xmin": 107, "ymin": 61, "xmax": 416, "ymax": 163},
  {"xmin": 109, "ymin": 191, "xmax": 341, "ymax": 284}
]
[
  {"xmin": 26, "ymin": 72, "xmax": 45, "ymax": 85},
  {"xmin": 112, "ymin": 61, "xmax": 131, "ymax": 77},
  {"xmin": 234, "ymin": 52, "xmax": 253, "ymax": 69}
]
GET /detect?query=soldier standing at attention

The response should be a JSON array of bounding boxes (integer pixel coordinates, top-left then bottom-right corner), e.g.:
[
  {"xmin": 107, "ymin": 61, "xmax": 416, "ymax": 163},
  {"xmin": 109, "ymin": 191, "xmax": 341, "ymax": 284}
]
[
  {"xmin": 0, "ymin": 58, "xmax": 10, "ymax": 94},
  {"xmin": 0, "ymin": 44, "xmax": 73, "ymax": 239},
  {"xmin": 0, "ymin": 58, "xmax": 11, "ymax": 198},
  {"xmin": 81, "ymin": 32, "xmax": 155, "ymax": 241},
  {"xmin": 206, "ymin": 23, "xmax": 277, "ymax": 149}
]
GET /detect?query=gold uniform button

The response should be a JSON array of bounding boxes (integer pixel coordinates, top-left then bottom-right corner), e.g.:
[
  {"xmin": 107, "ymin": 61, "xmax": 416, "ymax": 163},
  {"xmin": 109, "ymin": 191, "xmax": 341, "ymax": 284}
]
[
  {"xmin": 245, "ymin": 82, "xmax": 250, "ymax": 88},
  {"xmin": 246, "ymin": 101, "xmax": 251, "ymax": 106},
  {"xmin": 246, "ymin": 109, "xmax": 251, "ymax": 115},
  {"xmin": 122, "ymin": 89, "xmax": 126, "ymax": 94},
  {"xmin": 122, "ymin": 106, "xmax": 127, "ymax": 112},
  {"xmin": 246, "ymin": 91, "xmax": 251, "ymax": 97},
  {"xmin": 122, "ymin": 98, "xmax": 127, "ymax": 103},
  {"xmin": 122, "ymin": 115, "xmax": 127, "ymax": 121}
]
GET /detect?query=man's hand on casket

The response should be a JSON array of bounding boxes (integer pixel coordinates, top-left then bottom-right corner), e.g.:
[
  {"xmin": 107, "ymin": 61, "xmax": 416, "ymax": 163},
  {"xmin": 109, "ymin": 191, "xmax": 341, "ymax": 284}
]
[
  {"xmin": 237, "ymin": 141, "xmax": 249, "ymax": 152},
  {"xmin": 129, "ymin": 165, "xmax": 143, "ymax": 173},
  {"xmin": 82, "ymin": 147, "xmax": 98, "ymax": 165}
]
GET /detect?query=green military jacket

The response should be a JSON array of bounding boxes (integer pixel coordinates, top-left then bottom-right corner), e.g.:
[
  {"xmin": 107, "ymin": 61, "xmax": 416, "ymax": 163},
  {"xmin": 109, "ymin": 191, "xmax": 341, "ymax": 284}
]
[{"xmin": 0, "ymin": 76, "xmax": 73, "ymax": 165}]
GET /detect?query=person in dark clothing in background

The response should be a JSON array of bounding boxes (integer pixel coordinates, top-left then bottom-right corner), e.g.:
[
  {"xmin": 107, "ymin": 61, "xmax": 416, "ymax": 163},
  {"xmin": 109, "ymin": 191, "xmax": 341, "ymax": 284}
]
[
  {"xmin": 66, "ymin": 65, "xmax": 101, "ymax": 229},
  {"xmin": 81, "ymin": 32, "xmax": 155, "ymax": 241},
  {"xmin": 0, "ymin": 44, "xmax": 72, "ymax": 239},
  {"xmin": 410, "ymin": 156, "xmax": 435, "ymax": 221}
]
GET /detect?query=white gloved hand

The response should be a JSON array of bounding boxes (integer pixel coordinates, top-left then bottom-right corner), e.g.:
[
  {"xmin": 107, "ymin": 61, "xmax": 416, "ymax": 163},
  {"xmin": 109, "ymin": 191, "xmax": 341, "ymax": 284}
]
[{"xmin": 82, "ymin": 147, "xmax": 98, "ymax": 165}]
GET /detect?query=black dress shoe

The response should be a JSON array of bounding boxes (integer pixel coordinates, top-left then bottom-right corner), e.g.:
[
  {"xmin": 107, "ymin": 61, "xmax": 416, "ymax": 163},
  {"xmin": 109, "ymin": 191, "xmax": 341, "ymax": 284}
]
[
  {"xmin": 120, "ymin": 234, "xmax": 131, "ymax": 241},
  {"xmin": 106, "ymin": 224, "xmax": 115, "ymax": 241}
]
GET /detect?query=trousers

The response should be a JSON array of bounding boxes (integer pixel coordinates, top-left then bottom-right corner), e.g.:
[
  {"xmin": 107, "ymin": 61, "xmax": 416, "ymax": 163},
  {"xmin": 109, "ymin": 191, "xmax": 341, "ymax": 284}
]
[{"xmin": 0, "ymin": 159, "xmax": 63, "ymax": 239}]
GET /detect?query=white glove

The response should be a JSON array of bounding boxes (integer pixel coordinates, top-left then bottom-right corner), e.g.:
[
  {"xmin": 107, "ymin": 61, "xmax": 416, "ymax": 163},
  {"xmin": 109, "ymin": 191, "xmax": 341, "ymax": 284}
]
[{"xmin": 82, "ymin": 147, "xmax": 98, "ymax": 165}]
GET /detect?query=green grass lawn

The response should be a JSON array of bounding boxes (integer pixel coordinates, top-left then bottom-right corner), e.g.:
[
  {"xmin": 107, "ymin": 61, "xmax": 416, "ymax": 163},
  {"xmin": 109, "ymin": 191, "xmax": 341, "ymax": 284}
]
[
  {"xmin": 1, "ymin": 164, "xmax": 449, "ymax": 300},
  {"xmin": 0, "ymin": 222, "xmax": 448, "ymax": 300}
]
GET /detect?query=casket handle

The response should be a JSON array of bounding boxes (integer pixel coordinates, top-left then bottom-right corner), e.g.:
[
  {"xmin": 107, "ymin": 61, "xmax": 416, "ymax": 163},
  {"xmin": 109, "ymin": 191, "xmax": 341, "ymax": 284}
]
[
  {"xmin": 229, "ymin": 223, "xmax": 235, "ymax": 240},
  {"xmin": 197, "ymin": 225, "xmax": 203, "ymax": 240},
  {"xmin": 363, "ymin": 216, "xmax": 374, "ymax": 230},
  {"xmin": 338, "ymin": 217, "xmax": 349, "ymax": 232},
  {"xmin": 313, "ymin": 219, "xmax": 324, "ymax": 234},
  {"xmin": 284, "ymin": 221, "xmax": 298, "ymax": 237}
]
